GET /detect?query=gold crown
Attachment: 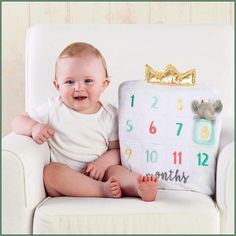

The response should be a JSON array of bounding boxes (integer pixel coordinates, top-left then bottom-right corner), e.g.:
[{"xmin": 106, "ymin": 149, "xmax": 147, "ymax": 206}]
[{"xmin": 145, "ymin": 64, "xmax": 196, "ymax": 86}]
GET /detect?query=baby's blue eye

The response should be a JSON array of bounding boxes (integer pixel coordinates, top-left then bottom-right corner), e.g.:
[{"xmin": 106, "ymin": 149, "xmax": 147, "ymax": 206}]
[
  {"xmin": 85, "ymin": 79, "xmax": 94, "ymax": 84},
  {"xmin": 65, "ymin": 80, "xmax": 75, "ymax": 85}
]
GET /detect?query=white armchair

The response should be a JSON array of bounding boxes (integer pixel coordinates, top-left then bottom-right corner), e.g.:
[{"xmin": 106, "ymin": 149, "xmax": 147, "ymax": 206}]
[{"xmin": 3, "ymin": 24, "xmax": 234, "ymax": 234}]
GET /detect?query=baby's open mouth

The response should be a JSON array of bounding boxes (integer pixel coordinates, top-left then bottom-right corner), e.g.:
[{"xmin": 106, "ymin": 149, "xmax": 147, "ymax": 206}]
[{"xmin": 74, "ymin": 96, "xmax": 87, "ymax": 101}]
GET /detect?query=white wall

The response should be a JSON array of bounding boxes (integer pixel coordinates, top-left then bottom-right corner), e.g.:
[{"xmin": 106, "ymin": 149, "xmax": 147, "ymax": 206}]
[{"xmin": 2, "ymin": 1, "xmax": 234, "ymax": 136}]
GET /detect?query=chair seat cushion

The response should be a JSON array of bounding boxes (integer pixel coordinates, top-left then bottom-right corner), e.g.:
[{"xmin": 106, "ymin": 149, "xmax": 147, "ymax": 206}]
[{"xmin": 33, "ymin": 190, "xmax": 220, "ymax": 234}]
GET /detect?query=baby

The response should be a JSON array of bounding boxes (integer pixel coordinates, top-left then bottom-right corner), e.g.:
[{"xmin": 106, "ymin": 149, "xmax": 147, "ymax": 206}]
[{"xmin": 12, "ymin": 42, "xmax": 158, "ymax": 201}]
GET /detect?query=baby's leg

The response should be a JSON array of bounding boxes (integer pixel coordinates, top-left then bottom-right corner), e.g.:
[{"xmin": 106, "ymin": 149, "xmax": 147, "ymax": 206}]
[
  {"xmin": 104, "ymin": 165, "xmax": 158, "ymax": 201},
  {"xmin": 44, "ymin": 162, "xmax": 121, "ymax": 198}
]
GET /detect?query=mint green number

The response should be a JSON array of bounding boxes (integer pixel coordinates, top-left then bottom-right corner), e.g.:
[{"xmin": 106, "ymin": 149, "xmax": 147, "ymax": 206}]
[
  {"xmin": 126, "ymin": 120, "xmax": 133, "ymax": 132},
  {"xmin": 176, "ymin": 122, "xmax": 183, "ymax": 136},
  {"xmin": 131, "ymin": 95, "xmax": 135, "ymax": 107},
  {"xmin": 197, "ymin": 152, "xmax": 209, "ymax": 166},
  {"xmin": 151, "ymin": 96, "xmax": 158, "ymax": 108},
  {"xmin": 146, "ymin": 150, "xmax": 158, "ymax": 163}
]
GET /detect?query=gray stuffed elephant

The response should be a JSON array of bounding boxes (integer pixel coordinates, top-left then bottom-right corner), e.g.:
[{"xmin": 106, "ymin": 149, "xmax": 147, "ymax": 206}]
[{"xmin": 192, "ymin": 100, "xmax": 223, "ymax": 121}]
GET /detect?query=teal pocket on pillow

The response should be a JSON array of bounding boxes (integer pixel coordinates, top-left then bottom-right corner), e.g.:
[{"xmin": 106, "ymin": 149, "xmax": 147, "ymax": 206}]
[
  {"xmin": 118, "ymin": 80, "xmax": 222, "ymax": 195},
  {"xmin": 194, "ymin": 119, "xmax": 215, "ymax": 145}
]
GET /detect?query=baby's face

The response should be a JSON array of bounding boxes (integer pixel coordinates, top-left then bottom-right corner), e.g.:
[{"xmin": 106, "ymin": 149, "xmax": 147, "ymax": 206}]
[{"xmin": 54, "ymin": 56, "xmax": 109, "ymax": 114}]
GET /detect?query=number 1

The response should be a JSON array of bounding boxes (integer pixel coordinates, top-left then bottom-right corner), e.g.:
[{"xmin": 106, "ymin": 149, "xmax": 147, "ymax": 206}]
[{"xmin": 131, "ymin": 95, "xmax": 135, "ymax": 107}]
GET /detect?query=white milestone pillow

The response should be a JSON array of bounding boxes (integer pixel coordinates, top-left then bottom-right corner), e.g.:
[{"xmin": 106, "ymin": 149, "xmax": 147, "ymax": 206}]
[{"xmin": 118, "ymin": 80, "xmax": 222, "ymax": 195}]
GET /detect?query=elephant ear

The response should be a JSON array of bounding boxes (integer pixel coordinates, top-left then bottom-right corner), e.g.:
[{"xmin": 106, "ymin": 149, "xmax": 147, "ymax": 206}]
[
  {"xmin": 192, "ymin": 100, "xmax": 200, "ymax": 114},
  {"xmin": 214, "ymin": 100, "xmax": 223, "ymax": 113}
]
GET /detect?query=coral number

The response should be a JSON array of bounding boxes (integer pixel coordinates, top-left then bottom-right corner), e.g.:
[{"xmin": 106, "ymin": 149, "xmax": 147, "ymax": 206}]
[
  {"xmin": 149, "ymin": 121, "xmax": 157, "ymax": 134},
  {"xmin": 172, "ymin": 151, "xmax": 182, "ymax": 164}
]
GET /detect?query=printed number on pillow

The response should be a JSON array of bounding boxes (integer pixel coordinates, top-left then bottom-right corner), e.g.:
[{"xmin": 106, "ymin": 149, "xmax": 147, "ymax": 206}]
[{"xmin": 118, "ymin": 80, "xmax": 222, "ymax": 195}]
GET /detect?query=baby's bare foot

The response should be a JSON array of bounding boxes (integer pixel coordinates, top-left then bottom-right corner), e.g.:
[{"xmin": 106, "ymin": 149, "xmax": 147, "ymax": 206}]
[
  {"xmin": 137, "ymin": 175, "xmax": 158, "ymax": 202},
  {"xmin": 103, "ymin": 176, "xmax": 122, "ymax": 198}
]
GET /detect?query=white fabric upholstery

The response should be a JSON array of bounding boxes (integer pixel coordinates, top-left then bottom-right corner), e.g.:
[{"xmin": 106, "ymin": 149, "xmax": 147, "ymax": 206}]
[
  {"xmin": 2, "ymin": 24, "xmax": 234, "ymax": 234},
  {"xmin": 216, "ymin": 141, "xmax": 235, "ymax": 233},
  {"xmin": 25, "ymin": 24, "xmax": 233, "ymax": 117},
  {"xmin": 2, "ymin": 133, "xmax": 50, "ymax": 233},
  {"xmin": 34, "ymin": 191, "xmax": 219, "ymax": 234}
]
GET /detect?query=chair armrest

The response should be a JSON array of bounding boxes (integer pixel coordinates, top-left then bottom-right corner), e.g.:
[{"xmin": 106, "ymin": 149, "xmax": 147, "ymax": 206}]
[
  {"xmin": 2, "ymin": 132, "xmax": 50, "ymax": 234},
  {"xmin": 216, "ymin": 141, "xmax": 234, "ymax": 234},
  {"xmin": 218, "ymin": 117, "xmax": 234, "ymax": 153}
]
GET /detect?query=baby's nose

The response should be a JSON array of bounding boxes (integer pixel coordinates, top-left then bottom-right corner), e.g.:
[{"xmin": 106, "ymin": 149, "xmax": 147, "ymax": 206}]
[{"xmin": 74, "ymin": 82, "xmax": 85, "ymax": 91}]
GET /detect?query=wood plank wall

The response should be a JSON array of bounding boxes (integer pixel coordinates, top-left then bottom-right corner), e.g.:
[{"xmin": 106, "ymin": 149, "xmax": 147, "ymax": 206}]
[{"xmin": 2, "ymin": 2, "xmax": 234, "ymax": 136}]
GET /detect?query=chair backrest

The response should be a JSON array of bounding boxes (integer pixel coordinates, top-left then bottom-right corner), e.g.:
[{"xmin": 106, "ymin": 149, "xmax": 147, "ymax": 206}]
[{"xmin": 26, "ymin": 24, "xmax": 233, "ymax": 116}]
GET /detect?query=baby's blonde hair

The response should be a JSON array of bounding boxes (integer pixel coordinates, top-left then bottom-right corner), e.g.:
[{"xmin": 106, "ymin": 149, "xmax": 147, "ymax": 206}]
[{"xmin": 55, "ymin": 42, "xmax": 108, "ymax": 79}]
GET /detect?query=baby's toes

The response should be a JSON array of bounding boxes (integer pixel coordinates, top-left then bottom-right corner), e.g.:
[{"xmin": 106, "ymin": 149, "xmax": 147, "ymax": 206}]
[{"xmin": 112, "ymin": 187, "xmax": 122, "ymax": 198}]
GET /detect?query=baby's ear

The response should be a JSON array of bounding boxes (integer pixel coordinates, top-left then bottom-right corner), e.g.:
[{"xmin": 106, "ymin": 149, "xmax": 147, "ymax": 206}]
[
  {"xmin": 191, "ymin": 100, "xmax": 199, "ymax": 114},
  {"xmin": 103, "ymin": 77, "xmax": 110, "ymax": 89},
  {"xmin": 53, "ymin": 80, "xmax": 60, "ymax": 91},
  {"xmin": 214, "ymin": 100, "xmax": 223, "ymax": 113}
]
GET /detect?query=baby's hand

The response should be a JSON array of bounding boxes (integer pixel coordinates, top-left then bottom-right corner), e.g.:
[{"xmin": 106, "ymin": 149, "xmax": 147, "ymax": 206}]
[
  {"xmin": 85, "ymin": 160, "xmax": 106, "ymax": 181},
  {"xmin": 32, "ymin": 123, "xmax": 55, "ymax": 144}
]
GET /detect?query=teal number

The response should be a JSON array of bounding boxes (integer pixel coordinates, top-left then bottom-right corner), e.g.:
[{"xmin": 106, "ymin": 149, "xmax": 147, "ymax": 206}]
[
  {"xmin": 131, "ymin": 95, "xmax": 135, "ymax": 107},
  {"xmin": 197, "ymin": 152, "xmax": 209, "ymax": 166},
  {"xmin": 176, "ymin": 122, "xmax": 183, "ymax": 136},
  {"xmin": 126, "ymin": 120, "xmax": 133, "ymax": 132},
  {"xmin": 151, "ymin": 96, "xmax": 158, "ymax": 108},
  {"xmin": 146, "ymin": 150, "xmax": 158, "ymax": 163}
]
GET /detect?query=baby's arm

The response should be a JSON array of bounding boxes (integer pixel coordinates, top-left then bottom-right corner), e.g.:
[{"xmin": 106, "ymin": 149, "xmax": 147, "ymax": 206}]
[
  {"xmin": 12, "ymin": 112, "xmax": 55, "ymax": 144},
  {"xmin": 85, "ymin": 140, "xmax": 120, "ymax": 180}
]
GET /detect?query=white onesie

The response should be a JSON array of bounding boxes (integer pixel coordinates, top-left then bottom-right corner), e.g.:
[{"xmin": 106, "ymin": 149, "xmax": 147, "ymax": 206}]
[{"xmin": 28, "ymin": 96, "xmax": 118, "ymax": 171}]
